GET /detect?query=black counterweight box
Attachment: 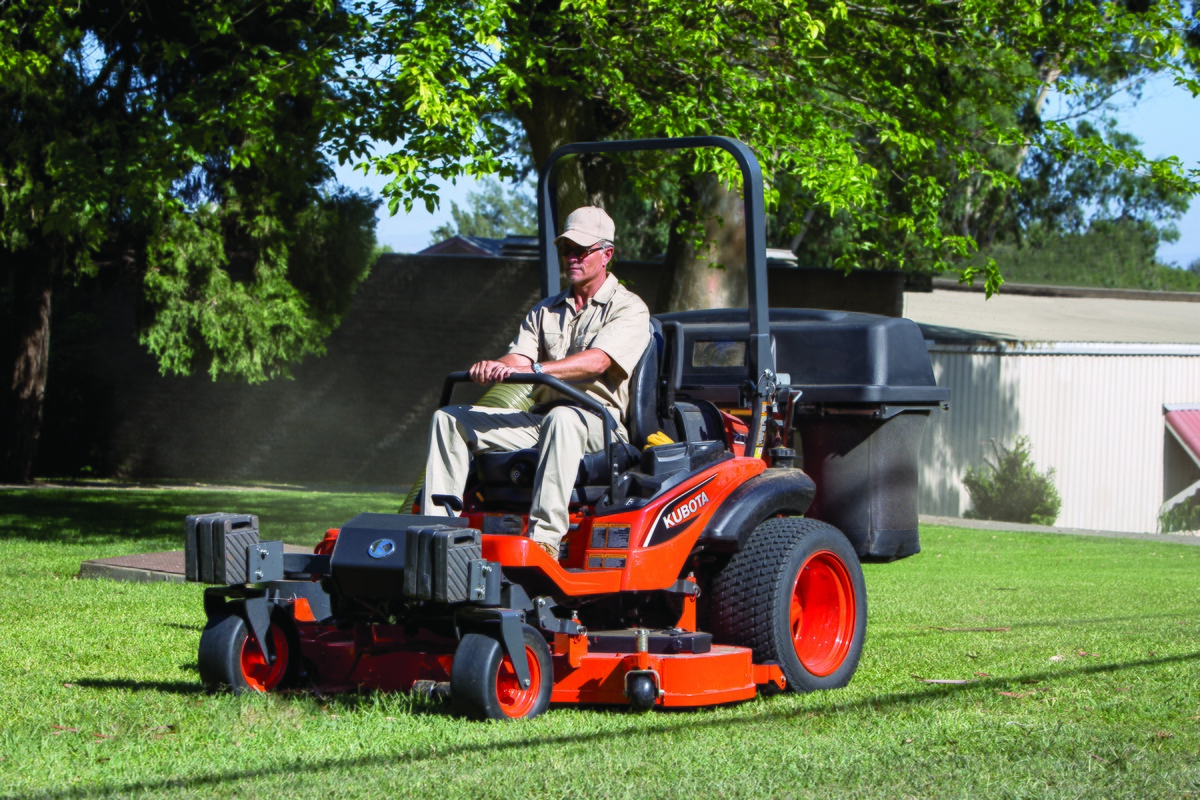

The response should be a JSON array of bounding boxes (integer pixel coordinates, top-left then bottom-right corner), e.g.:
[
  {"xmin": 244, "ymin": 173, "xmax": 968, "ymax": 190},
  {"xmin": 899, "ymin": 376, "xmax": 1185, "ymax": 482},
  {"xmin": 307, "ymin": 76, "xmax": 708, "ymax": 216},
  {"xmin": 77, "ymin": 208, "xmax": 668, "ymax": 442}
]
[
  {"xmin": 185, "ymin": 513, "xmax": 260, "ymax": 584},
  {"xmin": 329, "ymin": 513, "xmax": 480, "ymax": 603},
  {"xmin": 403, "ymin": 525, "xmax": 483, "ymax": 603}
]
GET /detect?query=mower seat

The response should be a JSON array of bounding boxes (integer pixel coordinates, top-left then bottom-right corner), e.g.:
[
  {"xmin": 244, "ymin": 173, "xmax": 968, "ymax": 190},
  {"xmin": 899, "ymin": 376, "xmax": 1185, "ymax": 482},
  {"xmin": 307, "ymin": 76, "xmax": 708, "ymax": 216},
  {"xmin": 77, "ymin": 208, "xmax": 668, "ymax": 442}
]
[{"xmin": 475, "ymin": 319, "xmax": 663, "ymax": 491}]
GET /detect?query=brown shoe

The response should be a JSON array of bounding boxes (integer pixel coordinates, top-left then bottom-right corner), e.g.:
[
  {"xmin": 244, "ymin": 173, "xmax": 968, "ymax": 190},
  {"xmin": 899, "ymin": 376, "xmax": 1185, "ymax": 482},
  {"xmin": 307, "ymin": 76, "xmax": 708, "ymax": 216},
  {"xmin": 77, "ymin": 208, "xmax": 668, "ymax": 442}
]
[{"xmin": 535, "ymin": 540, "xmax": 559, "ymax": 560}]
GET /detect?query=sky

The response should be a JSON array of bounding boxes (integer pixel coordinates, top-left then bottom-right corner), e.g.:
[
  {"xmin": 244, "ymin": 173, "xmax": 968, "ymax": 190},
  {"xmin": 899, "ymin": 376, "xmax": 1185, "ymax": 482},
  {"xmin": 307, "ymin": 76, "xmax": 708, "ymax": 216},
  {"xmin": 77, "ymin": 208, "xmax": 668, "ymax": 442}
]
[{"xmin": 337, "ymin": 74, "xmax": 1200, "ymax": 268}]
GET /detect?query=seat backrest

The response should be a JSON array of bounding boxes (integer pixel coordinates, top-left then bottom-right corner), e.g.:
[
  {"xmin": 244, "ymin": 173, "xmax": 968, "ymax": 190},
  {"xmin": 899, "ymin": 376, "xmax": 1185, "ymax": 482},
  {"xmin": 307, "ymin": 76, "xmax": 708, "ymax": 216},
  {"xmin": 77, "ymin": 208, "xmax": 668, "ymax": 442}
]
[{"xmin": 625, "ymin": 318, "xmax": 663, "ymax": 449}]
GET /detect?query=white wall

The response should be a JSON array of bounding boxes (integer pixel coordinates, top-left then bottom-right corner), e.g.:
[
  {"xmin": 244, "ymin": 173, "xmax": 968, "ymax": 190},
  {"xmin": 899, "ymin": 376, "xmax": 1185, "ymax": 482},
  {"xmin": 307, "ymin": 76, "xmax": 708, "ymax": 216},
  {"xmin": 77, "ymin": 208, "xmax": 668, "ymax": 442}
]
[{"xmin": 918, "ymin": 343, "xmax": 1200, "ymax": 533}]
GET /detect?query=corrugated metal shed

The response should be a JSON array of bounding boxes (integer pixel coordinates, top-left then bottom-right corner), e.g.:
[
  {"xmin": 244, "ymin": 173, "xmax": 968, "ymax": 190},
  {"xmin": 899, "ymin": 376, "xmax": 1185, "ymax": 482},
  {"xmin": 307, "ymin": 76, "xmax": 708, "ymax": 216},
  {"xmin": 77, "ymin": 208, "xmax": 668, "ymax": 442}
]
[{"xmin": 908, "ymin": 288, "xmax": 1200, "ymax": 533}]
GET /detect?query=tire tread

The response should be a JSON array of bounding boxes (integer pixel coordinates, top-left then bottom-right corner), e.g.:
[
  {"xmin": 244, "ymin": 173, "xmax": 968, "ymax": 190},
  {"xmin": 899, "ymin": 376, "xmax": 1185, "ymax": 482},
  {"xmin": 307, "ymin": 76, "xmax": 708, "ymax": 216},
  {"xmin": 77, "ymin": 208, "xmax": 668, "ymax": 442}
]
[{"xmin": 709, "ymin": 517, "xmax": 865, "ymax": 691}]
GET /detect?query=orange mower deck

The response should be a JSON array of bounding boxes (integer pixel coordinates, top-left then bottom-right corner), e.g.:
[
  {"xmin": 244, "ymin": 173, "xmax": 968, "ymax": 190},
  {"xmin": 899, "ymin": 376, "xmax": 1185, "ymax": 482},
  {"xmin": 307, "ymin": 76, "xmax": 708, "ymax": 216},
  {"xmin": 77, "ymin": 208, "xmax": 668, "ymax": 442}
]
[{"xmin": 283, "ymin": 607, "xmax": 784, "ymax": 707}]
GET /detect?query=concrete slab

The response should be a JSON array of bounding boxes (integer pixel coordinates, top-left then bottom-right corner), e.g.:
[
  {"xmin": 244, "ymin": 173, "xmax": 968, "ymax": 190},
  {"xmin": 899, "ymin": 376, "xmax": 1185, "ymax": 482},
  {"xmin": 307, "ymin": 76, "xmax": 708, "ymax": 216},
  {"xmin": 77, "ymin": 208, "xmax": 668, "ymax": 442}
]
[
  {"xmin": 920, "ymin": 514, "xmax": 1200, "ymax": 546},
  {"xmin": 80, "ymin": 544, "xmax": 314, "ymax": 584}
]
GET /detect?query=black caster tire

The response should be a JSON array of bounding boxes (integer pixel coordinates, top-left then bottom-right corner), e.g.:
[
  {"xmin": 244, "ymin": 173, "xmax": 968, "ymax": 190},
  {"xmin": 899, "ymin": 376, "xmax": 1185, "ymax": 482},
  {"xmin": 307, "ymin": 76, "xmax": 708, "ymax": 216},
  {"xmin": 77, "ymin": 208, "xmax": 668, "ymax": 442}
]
[
  {"xmin": 626, "ymin": 673, "xmax": 658, "ymax": 712},
  {"xmin": 710, "ymin": 517, "xmax": 867, "ymax": 693},
  {"xmin": 450, "ymin": 624, "xmax": 553, "ymax": 720},
  {"xmin": 198, "ymin": 609, "xmax": 299, "ymax": 694}
]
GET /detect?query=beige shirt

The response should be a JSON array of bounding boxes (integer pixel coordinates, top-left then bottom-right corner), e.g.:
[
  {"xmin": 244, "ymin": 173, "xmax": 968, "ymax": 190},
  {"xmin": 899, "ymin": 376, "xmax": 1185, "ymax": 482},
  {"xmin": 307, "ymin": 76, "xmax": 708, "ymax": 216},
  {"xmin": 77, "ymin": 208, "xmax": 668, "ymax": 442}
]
[{"xmin": 507, "ymin": 273, "xmax": 651, "ymax": 440}]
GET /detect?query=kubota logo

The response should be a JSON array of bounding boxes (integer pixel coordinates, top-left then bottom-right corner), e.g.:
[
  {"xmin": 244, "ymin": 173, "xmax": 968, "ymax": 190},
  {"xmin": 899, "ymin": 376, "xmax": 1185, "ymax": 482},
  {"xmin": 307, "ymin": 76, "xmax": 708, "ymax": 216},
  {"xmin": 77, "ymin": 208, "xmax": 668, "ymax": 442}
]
[
  {"xmin": 664, "ymin": 491, "xmax": 709, "ymax": 529},
  {"xmin": 644, "ymin": 475, "xmax": 718, "ymax": 546},
  {"xmin": 368, "ymin": 538, "xmax": 396, "ymax": 559}
]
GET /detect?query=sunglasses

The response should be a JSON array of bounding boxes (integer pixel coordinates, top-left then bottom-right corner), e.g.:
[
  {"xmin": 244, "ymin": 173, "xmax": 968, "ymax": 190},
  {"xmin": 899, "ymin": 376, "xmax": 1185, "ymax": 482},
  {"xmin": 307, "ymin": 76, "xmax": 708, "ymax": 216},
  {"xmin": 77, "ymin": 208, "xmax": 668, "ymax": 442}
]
[{"xmin": 555, "ymin": 242, "xmax": 608, "ymax": 260}]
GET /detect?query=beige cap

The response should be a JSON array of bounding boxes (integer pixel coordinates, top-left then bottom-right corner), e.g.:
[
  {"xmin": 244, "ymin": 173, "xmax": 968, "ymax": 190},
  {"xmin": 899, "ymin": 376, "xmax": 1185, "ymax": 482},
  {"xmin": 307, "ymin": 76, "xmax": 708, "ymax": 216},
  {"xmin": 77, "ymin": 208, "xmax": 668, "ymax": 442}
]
[{"xmin": 554, "ymin": 206, "xmax": 615, "ymax": 248}]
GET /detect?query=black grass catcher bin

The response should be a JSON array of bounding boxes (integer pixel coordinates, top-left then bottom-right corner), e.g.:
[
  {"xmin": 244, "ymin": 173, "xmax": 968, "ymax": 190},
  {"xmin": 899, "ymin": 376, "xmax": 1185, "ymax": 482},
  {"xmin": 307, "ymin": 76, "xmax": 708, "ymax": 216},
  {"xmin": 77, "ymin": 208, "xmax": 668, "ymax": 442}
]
[{"xmin": 657, "ymin": 308, "xmax": 949, "ymax": 562}]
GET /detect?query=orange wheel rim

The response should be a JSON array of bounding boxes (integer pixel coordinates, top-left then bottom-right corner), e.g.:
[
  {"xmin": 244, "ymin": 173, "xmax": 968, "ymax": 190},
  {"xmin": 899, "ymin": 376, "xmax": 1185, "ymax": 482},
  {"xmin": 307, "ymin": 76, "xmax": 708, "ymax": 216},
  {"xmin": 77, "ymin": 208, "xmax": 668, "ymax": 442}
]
[
  {"xmin": 790, "ymin": 550, "xmax": 856, "ymax": 677},
  {"xmin": 496, "ymin": 645, "xmax": 541, "ymax": 718},
  {"xmin": 239, "ymin": 625, "xmax": 288, "ymax": 692}
]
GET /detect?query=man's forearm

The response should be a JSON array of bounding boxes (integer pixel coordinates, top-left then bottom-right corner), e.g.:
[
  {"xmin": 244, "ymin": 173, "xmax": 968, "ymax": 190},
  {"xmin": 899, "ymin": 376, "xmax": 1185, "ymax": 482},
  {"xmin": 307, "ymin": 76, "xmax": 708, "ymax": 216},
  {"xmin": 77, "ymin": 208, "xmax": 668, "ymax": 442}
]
[
  {"xmin": 541, "ymin": 349, "xmax": 614, "ymax": 381},
  {"xmin": 469, "ymin": 350, "xmax": 613, "ymax": 385},
  {"xmin": 498, "ymin": 354, "xmax": 532, "ymax": 369}
]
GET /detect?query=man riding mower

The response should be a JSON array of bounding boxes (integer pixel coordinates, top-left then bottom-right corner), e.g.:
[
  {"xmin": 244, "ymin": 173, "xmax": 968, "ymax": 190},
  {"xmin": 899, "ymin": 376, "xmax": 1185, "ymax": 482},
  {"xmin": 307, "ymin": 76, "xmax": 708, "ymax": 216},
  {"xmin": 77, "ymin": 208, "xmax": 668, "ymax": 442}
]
[{"xmin": 184, "ymin": 136, "xmax": 948, "ymax": 720}]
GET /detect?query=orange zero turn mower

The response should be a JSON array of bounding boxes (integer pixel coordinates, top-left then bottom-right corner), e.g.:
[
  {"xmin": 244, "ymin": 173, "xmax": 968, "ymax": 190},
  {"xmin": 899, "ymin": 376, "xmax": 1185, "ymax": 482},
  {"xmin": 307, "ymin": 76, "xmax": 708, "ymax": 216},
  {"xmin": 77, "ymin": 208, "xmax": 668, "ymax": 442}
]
[{"xmin": 184, "ymin": 137, "xmax": 948, "ymax": 719}]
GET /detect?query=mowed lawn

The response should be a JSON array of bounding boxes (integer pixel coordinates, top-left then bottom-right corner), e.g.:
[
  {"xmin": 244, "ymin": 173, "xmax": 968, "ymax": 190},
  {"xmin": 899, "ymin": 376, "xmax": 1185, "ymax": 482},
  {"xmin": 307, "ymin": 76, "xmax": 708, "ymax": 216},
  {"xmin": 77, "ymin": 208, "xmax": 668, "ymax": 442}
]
[{"xmin": 0, "ymin": 487, "xmax": 1198, "ymax": 799}]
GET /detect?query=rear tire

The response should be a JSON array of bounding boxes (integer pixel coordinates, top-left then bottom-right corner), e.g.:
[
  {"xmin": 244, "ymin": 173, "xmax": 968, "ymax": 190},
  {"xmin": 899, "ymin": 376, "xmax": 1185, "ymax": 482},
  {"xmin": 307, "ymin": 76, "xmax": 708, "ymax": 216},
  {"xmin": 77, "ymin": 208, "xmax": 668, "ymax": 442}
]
[
  {"xmin": 198, "ymin": 608, "xmax": 299, "ymax": 694},
  {"xmin": 710, "ymin": 517, "xmax": 866, "ymax": 692},
  {"xmin": 450, "ymin": 624, "xmax": 553, "ymax": 720}
]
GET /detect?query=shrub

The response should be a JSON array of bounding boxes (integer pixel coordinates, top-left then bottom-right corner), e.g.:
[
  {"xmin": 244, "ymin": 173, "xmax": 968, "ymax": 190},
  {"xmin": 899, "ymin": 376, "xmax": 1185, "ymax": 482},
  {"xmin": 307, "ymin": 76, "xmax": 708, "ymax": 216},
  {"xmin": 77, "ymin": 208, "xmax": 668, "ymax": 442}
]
[
  {"xmin": 963, "ymin": 437, "xmax": 1062, "ymax": 526},
  {"xmin": 1159, "ymin": 494, "xmax": 1200, "ymax": 534}
]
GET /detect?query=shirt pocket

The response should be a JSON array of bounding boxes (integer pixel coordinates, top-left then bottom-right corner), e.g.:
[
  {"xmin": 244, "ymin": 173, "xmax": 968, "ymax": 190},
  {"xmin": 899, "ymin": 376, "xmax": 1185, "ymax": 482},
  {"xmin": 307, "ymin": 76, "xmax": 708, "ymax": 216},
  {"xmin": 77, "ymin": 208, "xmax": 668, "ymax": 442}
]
[
  {"xmin": 541, "ymin": 332, "xmax": 567, "ymax": 361},
  {"xmin": 572, "ymin": 331, "xmax": 597, "ymax": 353}
]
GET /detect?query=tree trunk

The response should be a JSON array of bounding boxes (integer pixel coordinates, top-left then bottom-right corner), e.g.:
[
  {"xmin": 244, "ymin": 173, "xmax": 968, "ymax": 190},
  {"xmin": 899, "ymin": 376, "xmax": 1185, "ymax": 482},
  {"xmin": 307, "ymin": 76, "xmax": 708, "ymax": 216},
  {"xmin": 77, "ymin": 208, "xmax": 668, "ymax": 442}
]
[
  {"xmin": 515, "ymin": 85, "xmax": 624, "ymax": 224},
  {"xmin": 655, "ymin": 173, "xmax": 747, "ymax": 313},
  {"xmin": 1, "ymin": 242, "xmax": 57, "ymax": 483}
]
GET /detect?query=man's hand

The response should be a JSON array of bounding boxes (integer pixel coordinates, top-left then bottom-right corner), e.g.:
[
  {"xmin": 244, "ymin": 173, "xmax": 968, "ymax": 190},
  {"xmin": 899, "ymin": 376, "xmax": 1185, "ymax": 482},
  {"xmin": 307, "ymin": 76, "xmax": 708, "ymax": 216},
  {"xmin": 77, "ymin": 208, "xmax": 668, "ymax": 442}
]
[{"xmin": 469, "ymin": 360, "xmax": 514, "ymax": 385}]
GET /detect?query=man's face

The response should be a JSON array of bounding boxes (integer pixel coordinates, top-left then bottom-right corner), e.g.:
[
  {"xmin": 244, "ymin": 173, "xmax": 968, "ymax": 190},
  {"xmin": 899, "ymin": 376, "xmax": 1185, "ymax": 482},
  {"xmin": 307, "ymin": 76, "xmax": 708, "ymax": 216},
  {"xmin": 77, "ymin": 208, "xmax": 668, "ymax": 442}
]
[{"xmin": 558, "ymin": 241, "xmax": 613, "ymax": 287}]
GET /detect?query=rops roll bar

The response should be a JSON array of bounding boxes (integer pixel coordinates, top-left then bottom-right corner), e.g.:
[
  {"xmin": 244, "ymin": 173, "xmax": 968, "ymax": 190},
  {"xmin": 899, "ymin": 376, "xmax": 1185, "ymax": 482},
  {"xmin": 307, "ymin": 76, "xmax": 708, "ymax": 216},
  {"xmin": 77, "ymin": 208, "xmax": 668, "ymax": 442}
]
[{"xmin": 537, "ymin": 136, "xmax": 775, "ymax": 458}]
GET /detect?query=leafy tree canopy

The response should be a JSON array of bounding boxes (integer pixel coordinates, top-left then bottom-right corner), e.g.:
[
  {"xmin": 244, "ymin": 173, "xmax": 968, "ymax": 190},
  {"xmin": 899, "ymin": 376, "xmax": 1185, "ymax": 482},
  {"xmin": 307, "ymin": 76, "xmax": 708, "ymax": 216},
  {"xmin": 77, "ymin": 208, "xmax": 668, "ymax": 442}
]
[
  {"xmin": 1, "ymin": 0, "xmax": 378, "ymax": 479},
  {"xmin": 357, "ymin": 0, "xmax": 1200, "ymax": 295},
  {"xmin": 1, "ymin": 0, "xmax": 377, "ymax": 379}
]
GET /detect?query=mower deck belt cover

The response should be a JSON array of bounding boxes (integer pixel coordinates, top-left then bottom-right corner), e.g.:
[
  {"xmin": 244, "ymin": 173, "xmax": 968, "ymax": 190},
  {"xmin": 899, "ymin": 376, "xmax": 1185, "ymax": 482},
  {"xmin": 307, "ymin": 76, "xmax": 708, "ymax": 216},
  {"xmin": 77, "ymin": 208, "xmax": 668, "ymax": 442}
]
[
  {"xmin": 329, "ymin": 513, "xmax": 483, "ymax": 603},
  {"xmin": 185, "ymin": 513, "xmax": 260, "ymax": 584}
]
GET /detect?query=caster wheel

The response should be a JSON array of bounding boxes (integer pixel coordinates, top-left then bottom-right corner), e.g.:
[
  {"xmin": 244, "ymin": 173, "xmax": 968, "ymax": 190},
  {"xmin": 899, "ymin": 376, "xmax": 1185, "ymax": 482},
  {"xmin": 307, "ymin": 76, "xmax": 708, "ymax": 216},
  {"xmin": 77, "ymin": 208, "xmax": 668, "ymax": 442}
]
[
  {"xmin": 198, "ymin": 608, "xmax": 298, "ymax": 694},
  {"xmin": 450, "ymin": 624, "xmax": 553, "ymax": 720},
  {"xmin": 626, "ymin": 673, "xmax": 658, "ymax": 712}
]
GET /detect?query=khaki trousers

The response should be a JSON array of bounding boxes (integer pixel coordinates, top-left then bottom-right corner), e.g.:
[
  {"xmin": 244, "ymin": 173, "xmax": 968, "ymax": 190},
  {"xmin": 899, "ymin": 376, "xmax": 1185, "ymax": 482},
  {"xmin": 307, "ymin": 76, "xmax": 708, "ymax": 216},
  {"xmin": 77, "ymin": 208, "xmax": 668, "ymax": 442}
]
[{"xmin": 423, "ymin": 404, "xmax": 609, "ymax": 556}]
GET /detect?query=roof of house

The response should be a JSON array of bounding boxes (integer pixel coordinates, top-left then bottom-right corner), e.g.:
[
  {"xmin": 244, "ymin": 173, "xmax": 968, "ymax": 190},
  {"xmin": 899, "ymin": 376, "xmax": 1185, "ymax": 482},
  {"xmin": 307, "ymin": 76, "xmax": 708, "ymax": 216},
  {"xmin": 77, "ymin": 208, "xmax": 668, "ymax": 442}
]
[
  {"xmin": 906, "ymin": 282, "xmax": 1200, "ymax": 347},
  {"xmin": 418, "ymin": 235, "xmax": 539, "ymax": 259},
  {"xmin": 1166, "ymin": 405, "xmax": 1200, "ymax": 468}
]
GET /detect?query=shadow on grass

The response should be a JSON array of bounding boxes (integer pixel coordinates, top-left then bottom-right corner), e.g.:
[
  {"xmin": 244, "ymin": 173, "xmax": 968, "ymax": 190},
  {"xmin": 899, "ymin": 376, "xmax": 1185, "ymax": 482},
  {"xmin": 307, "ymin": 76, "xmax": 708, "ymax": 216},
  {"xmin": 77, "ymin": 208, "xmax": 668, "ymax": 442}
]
[
  {"xmin": 0, "ymin": 489, "xmax": 385, "ymax": 545},
  {"xmin": 24, "ymin": 650, "xmax": 1199, "ymax": 800},
  {"xmin": 874, "ymin": 611, "xmax": 1200, "ymax": 640},
  {"xmin": 72, "ymin": 679, "xmax": 203, "ymax": 696}
]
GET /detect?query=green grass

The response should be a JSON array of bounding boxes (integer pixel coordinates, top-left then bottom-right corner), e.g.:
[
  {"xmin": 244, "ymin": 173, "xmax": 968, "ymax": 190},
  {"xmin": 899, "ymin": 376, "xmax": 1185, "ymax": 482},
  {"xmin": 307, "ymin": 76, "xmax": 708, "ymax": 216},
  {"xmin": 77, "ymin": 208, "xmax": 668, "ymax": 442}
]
[{"xmin": 1, "ymin": 487, "xmax": 1198, "ymax": 798}]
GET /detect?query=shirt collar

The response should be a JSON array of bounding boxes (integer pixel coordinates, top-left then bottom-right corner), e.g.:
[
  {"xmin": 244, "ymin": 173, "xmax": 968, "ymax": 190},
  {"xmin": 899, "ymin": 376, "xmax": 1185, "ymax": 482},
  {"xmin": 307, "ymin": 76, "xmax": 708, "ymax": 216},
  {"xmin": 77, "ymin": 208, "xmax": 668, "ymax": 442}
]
[
  {"xmin": 594, "ymin": 273, "xmax": 619, "ymax": 305},
  {"xmin": 553, "ymin": 272, "xmax": 618, "ymax": 309}
]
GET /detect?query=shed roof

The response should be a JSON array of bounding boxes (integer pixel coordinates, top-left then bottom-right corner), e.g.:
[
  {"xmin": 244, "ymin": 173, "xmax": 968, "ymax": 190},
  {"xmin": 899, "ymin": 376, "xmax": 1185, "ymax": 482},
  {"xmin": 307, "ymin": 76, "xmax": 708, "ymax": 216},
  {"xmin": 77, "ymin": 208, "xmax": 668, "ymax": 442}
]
[
  {"xmin": 905, "ymin": 286, "xmax": 1200, "ymax": 346},
  {"xmin": 1166, "ymin": 405, "xmax": 1200, "ymax": 468}
]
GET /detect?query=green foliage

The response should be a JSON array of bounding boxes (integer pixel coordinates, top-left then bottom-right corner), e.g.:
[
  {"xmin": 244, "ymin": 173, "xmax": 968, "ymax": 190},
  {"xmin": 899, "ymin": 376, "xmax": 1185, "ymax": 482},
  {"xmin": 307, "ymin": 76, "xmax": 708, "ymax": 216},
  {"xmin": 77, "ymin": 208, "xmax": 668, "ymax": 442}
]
[
  {"xmin": 428, "ymin": 178, "xmax": 536, "ymax": 243},
  {"xmin": 781, "ymin": 116, "xmax": 1194, "ymax": 290},
  {"xmin": 1018, "ymin": 120, "xmax": 1191, "ymax": 239},
  {"xmin": 964, "ymin": 437, "xmax": 1062, "ymax": 526},
  {"xmin": 360, "ymin": 0, "xmax": 1200, "ymax": 289},
  {"xmin": 1159, "ymin": 494, "xmax": 1200, "ymax": 534},
  {"xmin": 0, "ymin": 0, "xmax": 377, "ymax": 381},
  {"xmin": 139, "ymin": 190, "xmax": 380, "ymax": 383},
  {"xmin": 967, "ymin": 219, "xmax": 1200, "ymax": 292}
]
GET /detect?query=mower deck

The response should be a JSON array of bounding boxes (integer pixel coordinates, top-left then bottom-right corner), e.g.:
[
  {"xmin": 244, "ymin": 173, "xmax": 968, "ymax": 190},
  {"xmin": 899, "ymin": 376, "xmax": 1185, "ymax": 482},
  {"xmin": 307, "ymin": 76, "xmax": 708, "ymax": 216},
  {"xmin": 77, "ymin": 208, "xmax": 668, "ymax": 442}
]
[{"xmin": 287, "ymin": 606, "xmax": 783, "ymax": 707}]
